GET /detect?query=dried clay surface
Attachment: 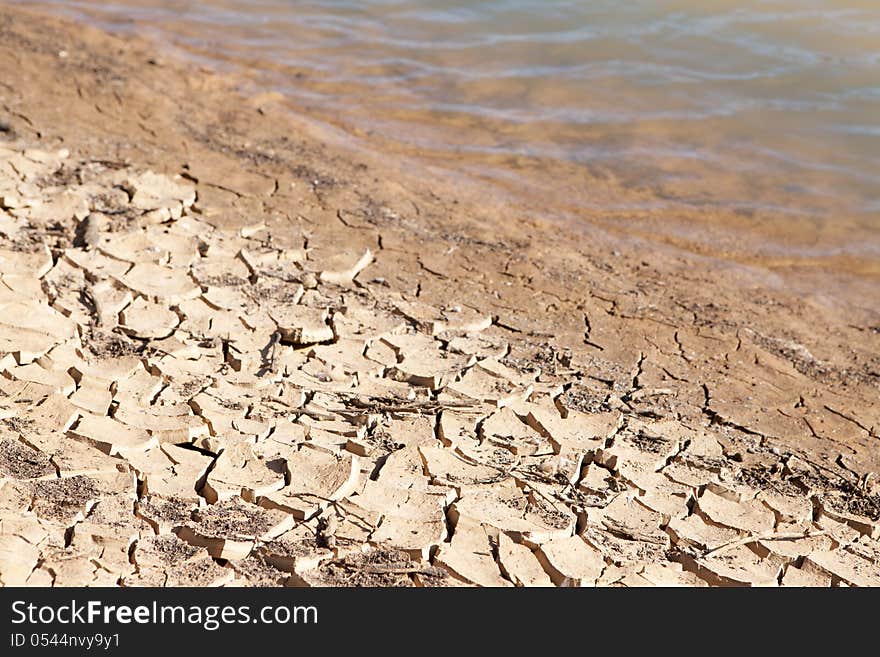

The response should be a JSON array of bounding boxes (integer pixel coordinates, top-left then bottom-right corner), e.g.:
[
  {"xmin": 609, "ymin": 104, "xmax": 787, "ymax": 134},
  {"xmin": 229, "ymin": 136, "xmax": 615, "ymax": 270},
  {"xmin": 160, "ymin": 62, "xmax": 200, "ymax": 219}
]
[{"xmin": 0, "ymin": 7, "xmax": 878, "ymax": 587}]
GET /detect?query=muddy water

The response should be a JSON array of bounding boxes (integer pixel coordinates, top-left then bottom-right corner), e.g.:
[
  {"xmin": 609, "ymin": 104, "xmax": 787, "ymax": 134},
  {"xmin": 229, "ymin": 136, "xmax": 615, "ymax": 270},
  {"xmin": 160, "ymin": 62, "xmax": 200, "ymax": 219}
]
[{"xmin": 16, "ymin": 0, "xmax": 880, "ymax": 285}]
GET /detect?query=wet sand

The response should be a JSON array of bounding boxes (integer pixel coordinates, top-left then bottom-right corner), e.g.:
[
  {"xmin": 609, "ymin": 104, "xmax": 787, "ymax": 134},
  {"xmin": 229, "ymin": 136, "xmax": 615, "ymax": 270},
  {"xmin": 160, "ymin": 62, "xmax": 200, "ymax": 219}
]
[{"xmin": 0, "ymin": 6, "xmax": 878, "ymax": 586}]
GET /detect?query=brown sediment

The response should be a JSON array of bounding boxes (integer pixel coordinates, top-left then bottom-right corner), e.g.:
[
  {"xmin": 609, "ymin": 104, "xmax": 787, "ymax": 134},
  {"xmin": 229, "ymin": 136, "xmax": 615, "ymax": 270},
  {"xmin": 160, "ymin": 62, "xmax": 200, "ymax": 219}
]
[{"xmin": 0, "ymin": 5, "xmax": 878, "ymax": 587}]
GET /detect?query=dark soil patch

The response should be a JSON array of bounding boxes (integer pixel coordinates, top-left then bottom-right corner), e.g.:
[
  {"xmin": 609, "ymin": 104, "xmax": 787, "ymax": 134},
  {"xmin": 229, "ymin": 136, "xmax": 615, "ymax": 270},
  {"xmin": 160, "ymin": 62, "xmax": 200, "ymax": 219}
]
[
  {"xmin": 31, "ymin": 475, "xmax": 99, "ymax": 520},
  {"xmin": 0, "ymin": 438, "xmax": 54, "ymax": 478},
  {"xmin": 140, "ymin": 534, "xmax": 203, "ymax": 565},
  {"xmin": 136, "ymin": 497, "xmax": 195, "ymax": 528},
  {"xmin": 190, "ymin": 500, "xmax": 272, "ymax": 538},
  {"xmin": 313, "ymin": 549, "xmax": 444, "ymax": 587},
  {"xmin": 82, "ymin": 326, "xmax": 145, "ymax": 358},
  {"xmin": 1, "ymin": 416, "xmax": 36, "ymax": 434},
  {"xmin": 627, "ymin": 430, "xmax": 671, "ymax": 454},
  {"xmin": 557, "ymin": 384, "xmax": 609, "ymax": 414},
  {"xmin": 230, "ymin": 554, "xmax": 290, "ymax": 587}
]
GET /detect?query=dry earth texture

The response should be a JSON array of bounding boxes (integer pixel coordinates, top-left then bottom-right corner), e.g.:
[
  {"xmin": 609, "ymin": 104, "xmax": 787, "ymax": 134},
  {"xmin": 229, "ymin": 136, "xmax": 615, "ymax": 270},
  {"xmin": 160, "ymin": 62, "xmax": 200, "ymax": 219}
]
[{"xmin": 0, "ymin": 7, "xmax": 878, "ymax": 587}]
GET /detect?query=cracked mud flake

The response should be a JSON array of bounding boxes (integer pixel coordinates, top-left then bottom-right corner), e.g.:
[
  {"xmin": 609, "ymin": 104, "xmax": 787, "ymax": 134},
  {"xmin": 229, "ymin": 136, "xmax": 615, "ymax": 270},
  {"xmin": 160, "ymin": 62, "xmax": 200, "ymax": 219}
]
[
  {"xmin": 634, "ymin": 561, "xmax": 709, "ymax": 587},
  {"xmin": 420, "ymin": 445, "xmax": 502, "ymax": 486},
  {"xmin": 33, "ymin": 546, "xmax": 120, "ymax": 587},
  {"xmin": 450, "ymin": 479, "xmax": 574, "ymax": 543},
  {"xmin": 666, "ymin": 513, "xmax": 742, "ymax": 553},
  {"xmin": 780, "ymin": 565, "xmax": 832, "ymax": 587},
  {"xmin": 370, "ymin": 443, "xmax": 431, "ymax": 487},
  {"xmin": 128, "ymin": 445, "xmax": 212, "ymax": 504},
  {"xmin": 126, "ymin": 534, "xmax": 233, "ymax": 587},
  {"xmin": 393, "ymin": 299, "xmax": 492, "ymax": 336},
  {"xmin": 111, "ymin": 366, "xmax": 165, "ymax": 405},
  {"xmin": 447, "ymin": 333, "xmax": 509, "ymax": 359},
  {"xmin": 148, "ymin": 333, "xmax": 208, "ymax": 362},
  {"xmin": 309, "ymin": 338, "xmax": 382, "ymax": 377},
  {"xmin": 68, "ymin": 531, "xmax": 139, "ymax": 581},
  {"xmin": 317, "ymin": 248, "xmax": 373, "ymax": 285},
  {"xmin": 203, "ymin": 442, "xmax": 286, "ymax": 504},
  {"xmin": 270, "ymin": 304, "xmax": 334, "ymax": 345},
  {"xmin": 595, "ymin": 437, "xmax": 678, "ymax": 478},
  {"xmin": 578, "ymin": 462, "xmax": 620, "ymax": 496},
  {"xmin": 0, "ymin": 244, "xmax": 53, "ymax": 278},
  {"xmin": 297, "ymin": 548, "xmax": 427, "ymax": 588},
  {"xmin": 390, "ymin": 351, "xmax": 475, "ymax": 391},
  {"xmin": 0, "ymin": 299, "xmax": 77, "ymax": 361},
  {"xmin": 119, "ymin": 296, "xmax": 180, "ymax": 339},
  {"xmin": 230, "ymin": 554, "xmax": 291, "ymax": 587},
  {"xmin": 535, "ymin": 535, "xmax": 606, "ymax": 587},
  {"xmin": 28, "ymin": 471, "xmax": 135, "ymax": 523},
  {"xmin": 63, "ymin": 247, "xmax": 131, "ymax": 279},
  {"xmin": 479, "ymin": 407, "xmax": 547, "ymax": 455},
  {"xmin": 317, "ymin": 498, "xmax": 379, "ymax": 551},
  {"xmin": 202, "ymin": 285, "xmax": 252, "ymax": 312},
  {"xmin": 113, "ymin": 402, "xmax": 208, "ymax": 443},
  {"xmin": 191, "ymin": 254, "xmax": 251, "ymax": 287},
  {"xmin": 363, "ymin": 338, "xmax": 397, "ymax": 367},
  {"xmin": 71, "ymin": 355, "xmax": 142, "ymax": 386},
  {"xmin": 116, "ymin": 263, "xmax": 201, "ymax": 303},
  {"xmin": 232, "ymin": 416, "xmax": 273, "ymax": 440},
  {"xmin": 756, "ymin": 490, "xmax": 813, "ymax": 525},
  {"xmin": 434, "ymin": 307, "xmax": 493, "ymax": 336},
  {"xmin": 630, "ymin": 476, "xmax": 691, "ymax": 521},
  {"xmin": 694, "ymin": 488, "xmax": 776, "ymax": 535},
  {"xmin": 39, "ymin": 435, "xmax": 123, "ymax": 478},
  {"xmin": 125, "ymin": 170, "xmax": 195, "ymax": 218},
  {"xmin": 43, "ymin": 258, "xmax": 90, "ymax": 323},
  {"xmin": 135, "ymin": 496, "xmax": 199, "ymax": 535},
  {"xmin": 176, "ymin": 498, "xmax": 295, "ymax": 560},
  {"xmin": 497, "ymin": 532, "xmax": 553, "ymax": 587},
  {"xmin": 661, "ymin": 461, "xmax": 721, "ymax": 490},
  {"xmin": 69, "ymin": 413, "xmax": 158, "ymax": 457},
  {"xmin": 96, "ymin": 228, "xmax": 177, "ymax": 264},
  {"xmin": 751, "ymin": 525, "xmax": 837, "ymax": 566},
  {"xmin": 525, "ymin": 404, "xmax": 619, "ymax": 453},
  {"xmin": 254, "ymin": 419, "xmax": 306, "ymax": 456},
  {"xmin": 257, "ymin": 522, "xmax": 331, "ymax": 575},
  {"xmin": 260, "ymin": 448, "xmax": 359, "ymax": 520},
  {"xmin": 820, "ymin": 504, "xmax": 880, "ymax": 540},
  {"xmin": 437, "ymin": 409, "xmax": 483, "ymax": 447},
  {"xmin": 434, "ymin": 519, "xmax": 511, "ymax": 587},
  {"xmin": 0, "ymin": 515, "xmax": 56, "ymax": 586},
  {"xmin": 445, "ymin": 368, "xmax": 532, "ymax": 408},
  {"xmin": 589, "ymin": 494, "xmax": 668, "ymax": 545},
  {"xmin": 69, "ymin": 379, "xmax": 113, "ymax": 416},
  {"xmin": 582, "ymin": 525, "xmax": 667, "ymax": 568},
  {"xmin": 1, "ymin": 273, "xmax": 45, "ymax": 303},
  {"xmin": 333, "ymin": 299, "xmax": 408, "ymax": 338},
  {"xmin": 358, "ymin": 480, "xmax": 449, "ymax": 558},
  {"xmin": 801, "ymin": 543, "xmax": 880, "ymax": 587},
  {"xmin": 683, "ymin": 544, "xmax": 781, "ymax": 587},
  {"xmin": 240, "ymin": 246, "xmax": 306, "ymax": 278},
  {"xmin": 298, "ymin": 412, "xmax": 363, "ymax": 441}
]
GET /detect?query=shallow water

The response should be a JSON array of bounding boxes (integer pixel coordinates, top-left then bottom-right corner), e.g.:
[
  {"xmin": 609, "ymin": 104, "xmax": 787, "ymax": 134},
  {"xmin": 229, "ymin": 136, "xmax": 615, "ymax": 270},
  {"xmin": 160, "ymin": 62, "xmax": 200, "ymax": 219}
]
[{"xmin": 16, "ymin": 0, "xmax": 880, "ymax": 266}]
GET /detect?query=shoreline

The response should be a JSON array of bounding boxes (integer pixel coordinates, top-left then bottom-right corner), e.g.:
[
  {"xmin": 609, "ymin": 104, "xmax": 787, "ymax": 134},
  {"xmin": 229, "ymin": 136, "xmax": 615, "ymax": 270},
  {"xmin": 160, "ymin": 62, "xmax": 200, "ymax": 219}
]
[
  {"xmin": 28, "ymin": 0, "xmax": 880, "ymax": 308},
  {"xmin": 8, "ymin": 4, "xmax": 880, "ymax": 310},
  {"xmin": 0, "ymin": 6, "xmax": 878, "ymax": 586}
]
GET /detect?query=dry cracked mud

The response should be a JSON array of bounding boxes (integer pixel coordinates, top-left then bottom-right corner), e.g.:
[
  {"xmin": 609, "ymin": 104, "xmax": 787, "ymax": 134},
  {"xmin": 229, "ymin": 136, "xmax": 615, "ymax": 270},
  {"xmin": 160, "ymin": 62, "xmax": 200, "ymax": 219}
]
[
  {"xmin": 0, "ymin": 6, "xmax": 878, "ymax": 587},
  {"xmin": 0, "ymin": 146, "xmax": 877, "ymax": 587}
]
